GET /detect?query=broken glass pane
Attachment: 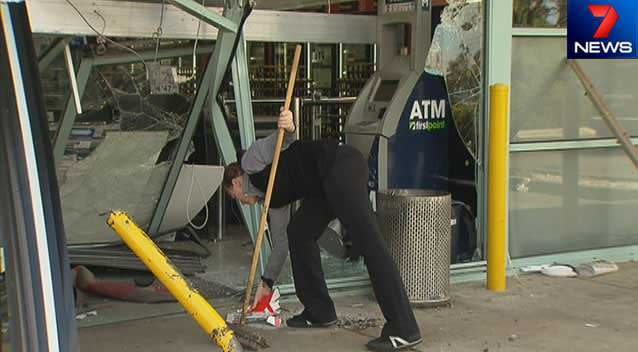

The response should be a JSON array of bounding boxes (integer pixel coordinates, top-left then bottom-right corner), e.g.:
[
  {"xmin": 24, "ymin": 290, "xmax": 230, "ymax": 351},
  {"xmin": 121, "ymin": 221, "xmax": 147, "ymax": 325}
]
[
  {"xmin": 56, "ymin": 56, "xmax": 196, "ymax": 245},
  {"xmin": 513, "ymin": 0, "xmax": 567, "ymax": 28},
  {"xmin": 426, "ymin": 0, "xmax": 483, "ymax": 158},
  {"xmin": 60, "ymin": 131, "xmax": 171, "ymax": 244},
  {"xmin": 34, "ymin": 35, "xmax": 71, "ymax": 138}
]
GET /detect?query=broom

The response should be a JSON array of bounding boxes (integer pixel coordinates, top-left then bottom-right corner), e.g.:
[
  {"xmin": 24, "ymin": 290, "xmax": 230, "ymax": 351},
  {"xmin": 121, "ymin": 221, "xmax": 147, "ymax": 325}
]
[{"xmin": 241, "ymin": 44, "xmax": 303, "ymax": 324}]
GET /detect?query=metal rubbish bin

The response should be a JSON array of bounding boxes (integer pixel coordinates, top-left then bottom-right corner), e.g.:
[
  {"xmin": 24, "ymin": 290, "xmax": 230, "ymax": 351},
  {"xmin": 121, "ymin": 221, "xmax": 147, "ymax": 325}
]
[{"xmin": 377, "ymin": 189, "xmax": 452, "ymax": 307}]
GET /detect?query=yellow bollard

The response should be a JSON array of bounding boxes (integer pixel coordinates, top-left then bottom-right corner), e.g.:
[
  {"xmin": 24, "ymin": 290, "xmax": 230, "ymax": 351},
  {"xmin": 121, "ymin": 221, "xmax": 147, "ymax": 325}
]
[
  {"xmin": 487, "ymin": 84, "xmax": 509, "ymax": 293},
  {"xmin": 107, "ymin": 211, "xmax": 242, "ymax": 352},
  {"xmin": 0, "ymin": 247, "xmax": 4, "ymax": 274}
]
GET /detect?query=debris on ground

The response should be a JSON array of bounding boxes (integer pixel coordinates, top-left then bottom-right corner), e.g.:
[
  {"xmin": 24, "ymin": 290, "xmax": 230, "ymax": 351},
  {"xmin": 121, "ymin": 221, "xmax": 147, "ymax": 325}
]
[
  {"xmin": 227, "ymin": 322, "xmax": 270, "ymax": 351},
  {"xmin": 336, "ymin": 314, "xmax": 382, "ymax": 330},
  {"xmin": 508, "ymin": 334, "xmax": 519, "ymax": 342},
  {"xmin": 541, "ymin": 264, "xmax": 578, "ymax": 278},
  {"xmin": 76, "ymin": 310, "xmax": 98, "ymax": 320},
  {"xmin": 585, "ymin": 323, "xmax": 600, "ymax": 328},
  {"xmin": 519, "ymin": 264, "xmax": 551, "ymax": 273},
  {"xmin": 577, "ymin": 261, "xmax": 619, "ymax": 278},
  {"xmin": 190, "ymin": 277, "xmax": 242, "ymax": 299},
  {"xmin": 523, "ymin": 261, "xmax": 619, "ymax": 278},
  {"xmin": 226, "ymin": 288, "xmax": 282, "ymax": 328},
  {"xmin": 72, "ymin": 266, "xmax": 174, "ymax": 303},
  {"xmin": 72, "ymin": 266, "xmax": 239, "ymax": 304}
]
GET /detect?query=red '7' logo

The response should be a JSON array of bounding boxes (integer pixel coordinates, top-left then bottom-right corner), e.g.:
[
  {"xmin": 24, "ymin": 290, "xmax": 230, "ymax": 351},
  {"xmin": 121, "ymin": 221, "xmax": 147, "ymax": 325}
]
[{"xmin": 589, "ymin": 5, "xmax": 619, "ymax": 39}]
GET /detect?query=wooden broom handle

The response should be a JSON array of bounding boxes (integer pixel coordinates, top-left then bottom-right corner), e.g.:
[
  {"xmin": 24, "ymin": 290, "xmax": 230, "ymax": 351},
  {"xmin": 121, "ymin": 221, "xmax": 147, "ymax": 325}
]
[{"xmin": 241, "ymin": 44, "xmax": 303, "ymax": 324}]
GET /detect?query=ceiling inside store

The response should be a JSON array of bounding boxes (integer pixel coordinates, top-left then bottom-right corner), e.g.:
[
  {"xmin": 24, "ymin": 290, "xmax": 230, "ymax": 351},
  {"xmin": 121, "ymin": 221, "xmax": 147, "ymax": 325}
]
[{"xmin": 107, "ymin": 0, "xmax": 449, "ymax": 11}]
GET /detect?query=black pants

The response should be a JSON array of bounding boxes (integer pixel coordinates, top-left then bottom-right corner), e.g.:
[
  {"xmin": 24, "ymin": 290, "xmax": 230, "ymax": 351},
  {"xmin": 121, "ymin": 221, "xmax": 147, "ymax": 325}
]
[{"xmin": 287, "ymin": 145, "xmax": 420, "ymax": 338}]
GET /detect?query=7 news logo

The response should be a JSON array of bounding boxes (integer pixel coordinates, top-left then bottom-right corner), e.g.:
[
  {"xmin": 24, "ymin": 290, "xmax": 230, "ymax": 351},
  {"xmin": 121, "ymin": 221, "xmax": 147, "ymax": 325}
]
[{"xmin": 568, "ymin": 1, "xmax": 637, "ymax": 59}]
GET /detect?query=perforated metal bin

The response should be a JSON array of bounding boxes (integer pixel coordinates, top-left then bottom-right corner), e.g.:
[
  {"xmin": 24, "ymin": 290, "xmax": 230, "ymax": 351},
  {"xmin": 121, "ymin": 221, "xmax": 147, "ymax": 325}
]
[{"xmin": 376, "ymin": 189, "xmax": 452, "ymax": 307}]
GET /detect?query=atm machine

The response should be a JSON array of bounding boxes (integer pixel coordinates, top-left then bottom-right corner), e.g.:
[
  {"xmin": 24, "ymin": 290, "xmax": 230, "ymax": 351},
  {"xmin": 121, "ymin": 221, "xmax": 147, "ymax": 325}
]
[
  {"xmin": 344, "ymin": 0, "xmax": 477, "ymax": 261},
  {"xmin": 346, "ymin": 0, "xmax": 475, "ymax": 204}
]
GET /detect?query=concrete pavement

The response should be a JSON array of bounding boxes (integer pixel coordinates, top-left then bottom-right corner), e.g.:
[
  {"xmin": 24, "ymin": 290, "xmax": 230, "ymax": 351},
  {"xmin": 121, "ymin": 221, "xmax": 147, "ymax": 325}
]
[{"xmin": 79, "ymin": 262, "xmax": 638, "ymax": 352}]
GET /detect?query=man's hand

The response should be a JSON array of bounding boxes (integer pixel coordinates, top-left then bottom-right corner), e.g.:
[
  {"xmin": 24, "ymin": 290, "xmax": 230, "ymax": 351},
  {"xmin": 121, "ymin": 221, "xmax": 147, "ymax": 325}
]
[
  {"xmin": 278, "ymin": 109, "xmax": 295, "ymax": 133},
  {"xmin": 251, "ymin": 281, "xmax": 273, "ymax": 310}
]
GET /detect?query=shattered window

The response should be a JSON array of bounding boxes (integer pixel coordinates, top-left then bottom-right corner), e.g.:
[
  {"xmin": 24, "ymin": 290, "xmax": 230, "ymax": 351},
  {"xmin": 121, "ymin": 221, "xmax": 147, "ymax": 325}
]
[
  {"xmin": 426, "ymin": 0, "xmax": 483, "ymax": 158},
  {"xmin": 513, "ymin": 0, "xmax": 567, "ymax": 28},
  {"xmin": 49, "ymin": 41, "xmax": 204, "ymax": 245}
]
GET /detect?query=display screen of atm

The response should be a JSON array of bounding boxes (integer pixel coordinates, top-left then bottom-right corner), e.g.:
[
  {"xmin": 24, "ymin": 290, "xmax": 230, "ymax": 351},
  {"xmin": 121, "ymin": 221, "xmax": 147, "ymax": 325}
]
[{"xmin": 373, "ymin": 80, "xmax": 399, "ymax": 102}]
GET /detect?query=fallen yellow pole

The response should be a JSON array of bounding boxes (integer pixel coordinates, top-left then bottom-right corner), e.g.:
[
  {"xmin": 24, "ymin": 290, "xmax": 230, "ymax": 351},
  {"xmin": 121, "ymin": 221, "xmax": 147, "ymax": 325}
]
[
  {"xmin": 107, "ymin": 211, "xmax": 242, "ymax": 352},
  {"xmin": 487, "ymin": 84, "xmax": 509, "ymax": 293}
]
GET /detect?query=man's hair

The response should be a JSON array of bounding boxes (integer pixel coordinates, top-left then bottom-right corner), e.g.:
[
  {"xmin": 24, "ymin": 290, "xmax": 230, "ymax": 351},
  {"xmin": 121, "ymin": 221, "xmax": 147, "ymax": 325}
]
[{"xmin": 223, "ymin": 162, "xmax": 244, "ymax": 189}]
